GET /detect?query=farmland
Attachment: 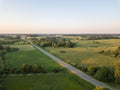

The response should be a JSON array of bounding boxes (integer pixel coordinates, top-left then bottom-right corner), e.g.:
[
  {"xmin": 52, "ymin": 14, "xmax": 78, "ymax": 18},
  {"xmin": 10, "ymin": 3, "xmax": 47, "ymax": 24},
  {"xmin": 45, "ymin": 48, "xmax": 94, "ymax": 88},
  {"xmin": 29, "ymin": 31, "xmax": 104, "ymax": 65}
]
[
  {"xmin": 5, "ymin": 44, "xmax": 59, "ymax": 71},
  {"xmin": 3, "ymin": 73, "xmax": 93, "ymax": 90},
  {"xmin": 1, "ymin": 43, "xmax": 94, "ymax": 90},
  {"xmin": 1, "ymin": 35, "xmax": 120, "ymax": 90},
  {"xmin": 44, "ymin": 38, "xmax": 120, "ymax": 89},
  {"xmin": 45, "ymin": 39, "xmax": 120, "ymax": 67}
]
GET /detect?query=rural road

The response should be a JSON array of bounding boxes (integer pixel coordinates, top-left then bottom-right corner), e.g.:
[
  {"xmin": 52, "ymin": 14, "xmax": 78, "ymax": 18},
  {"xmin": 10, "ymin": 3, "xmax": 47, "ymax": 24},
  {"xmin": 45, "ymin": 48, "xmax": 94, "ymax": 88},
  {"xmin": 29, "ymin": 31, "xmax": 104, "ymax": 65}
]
[{"xmin": 32, "ymin": 43, "xmax": 115, "ymax": 90}]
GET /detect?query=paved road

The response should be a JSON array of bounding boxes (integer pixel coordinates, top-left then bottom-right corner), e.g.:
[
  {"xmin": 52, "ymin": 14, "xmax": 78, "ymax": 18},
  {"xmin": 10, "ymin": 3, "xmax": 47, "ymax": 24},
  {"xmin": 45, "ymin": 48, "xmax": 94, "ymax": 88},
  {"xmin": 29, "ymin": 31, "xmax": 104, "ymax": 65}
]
[{"xmin": 32, "ymin": 44, "xmax": 115, "ymax": 90}]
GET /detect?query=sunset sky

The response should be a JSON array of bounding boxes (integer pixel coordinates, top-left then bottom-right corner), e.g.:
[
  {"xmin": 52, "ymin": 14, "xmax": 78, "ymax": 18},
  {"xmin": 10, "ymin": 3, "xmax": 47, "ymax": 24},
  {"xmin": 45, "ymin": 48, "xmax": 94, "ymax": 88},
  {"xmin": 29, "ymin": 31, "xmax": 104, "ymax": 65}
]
[{"xmin": 0, "ymin": 0, "xmax": 120, "ymax": 34}]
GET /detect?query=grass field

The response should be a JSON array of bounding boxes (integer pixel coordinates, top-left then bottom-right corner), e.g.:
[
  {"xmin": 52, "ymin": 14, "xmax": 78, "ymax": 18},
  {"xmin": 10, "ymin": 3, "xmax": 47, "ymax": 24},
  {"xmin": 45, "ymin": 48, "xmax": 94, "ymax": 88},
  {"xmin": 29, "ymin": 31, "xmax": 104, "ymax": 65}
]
[
  {"xmin": 5, "ymin": 45, "xmax": 59, "ymax": 71},
  {"xmin": 2, "ymin": 44, "xmax": 94, "ymax": 90},
  {"xmin": 45, "ymin": 39, "xmax": 120, "ymax": 90},
  {"xmin": 3, "ymin": 73, "xmax": 94, "ymax": 90},
  {"xmin": 45, "ymin": 39, "xmax": 120, "ymax": 67}
]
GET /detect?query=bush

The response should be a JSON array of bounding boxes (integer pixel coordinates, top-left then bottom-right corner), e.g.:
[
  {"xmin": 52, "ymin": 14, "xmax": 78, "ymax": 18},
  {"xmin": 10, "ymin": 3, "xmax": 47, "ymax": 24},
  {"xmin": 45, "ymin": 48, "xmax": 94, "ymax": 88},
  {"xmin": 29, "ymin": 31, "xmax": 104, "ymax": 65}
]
[
  {"xmin": 60, "ymin": 51, "xmax": 66, "ymax": 53},
  {"xmin": 94, "ymin": 67, "xmax": 114, "ymax": 82},
  {"xmin": 87, "ymin": 66, "xmax": 100, "ymax": 75},
  {"xmin": 33, "ymin": 64, "xmax": 39, "ymax": 73},
  {"xmin": 94, "ymin": 86, "xmax": 109, "ymax": 90}
]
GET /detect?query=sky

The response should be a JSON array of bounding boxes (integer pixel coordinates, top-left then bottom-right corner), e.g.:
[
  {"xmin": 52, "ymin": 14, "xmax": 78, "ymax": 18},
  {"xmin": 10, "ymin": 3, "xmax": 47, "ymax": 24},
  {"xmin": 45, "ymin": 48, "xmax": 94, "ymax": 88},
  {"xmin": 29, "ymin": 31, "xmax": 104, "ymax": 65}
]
[{"xmin": 0, "ymin": 0, "xmax": 120, "ymax": 34}]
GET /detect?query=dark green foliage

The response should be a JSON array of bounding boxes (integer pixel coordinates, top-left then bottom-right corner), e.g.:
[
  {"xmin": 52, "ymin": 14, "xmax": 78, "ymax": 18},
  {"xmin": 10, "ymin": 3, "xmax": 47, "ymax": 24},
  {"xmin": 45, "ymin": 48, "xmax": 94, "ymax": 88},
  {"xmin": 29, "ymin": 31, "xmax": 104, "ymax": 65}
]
[
  {"xmin": 115, "ymin": 78, "xmax": 120, "ymax": 84},
  {"xmin": 74, "ymin": 64, "xmax": 115, "ymax": 83},
  {"xmin": 60, "ymin": 51, "xmax": 66, "ymax": 53},
  {"xmin": 0, "ymin": 45, "xmax": 4, "ymax": 50},
  {"xmin": 0, "ymin": 85, "xmax": 6, "ymax": 90},
  {"xmin": 8, "ymin": 64, "xmax": 64, "ymax": 74},
  {"xmin": 114, "ymin": 62, "xmax": 120, "ymax": 84},
  {"xmin": 32, "ymin": 37, "xmax": 75, "ymax": 48},
  {"xmin": 21, "ymin": 64, "xmax": 29, "ymax": 74},
  {"xmin": 33, "ymin": 64, "xmax": 39, "ymax": 73},
  {"xmin": 87, "ymin": 66, "xmax": 100, "ymax": 75},
  {"xmin": 78, "ymin": 65, "xmax": 87, "ymax": 72},
  {"xmin": 10, "ymin": 68, "xmax": 17, "ymax": 74},
  {"xmin": 94, "ymin": 67, "xmax": 114, "ymax": 82},
  {"xmin": 52, "ymin": 67, "xmax": 63, "ymax": 73}
]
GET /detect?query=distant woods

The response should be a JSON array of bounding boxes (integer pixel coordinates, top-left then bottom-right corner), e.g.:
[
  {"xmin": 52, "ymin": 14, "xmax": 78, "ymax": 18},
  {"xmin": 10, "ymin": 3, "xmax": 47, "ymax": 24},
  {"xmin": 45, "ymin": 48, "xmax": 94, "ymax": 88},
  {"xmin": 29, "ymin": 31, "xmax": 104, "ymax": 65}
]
[
  {"xmin": 31, "ymin": 37, "xmax": 75, "ymax": 48},
  {"xmin": 0, "ymin": 35, "xmax": 21, "ymax": 44},
  {"xmin": 81, "ymin": 34, "xmax": 120, "ymax": 40}
]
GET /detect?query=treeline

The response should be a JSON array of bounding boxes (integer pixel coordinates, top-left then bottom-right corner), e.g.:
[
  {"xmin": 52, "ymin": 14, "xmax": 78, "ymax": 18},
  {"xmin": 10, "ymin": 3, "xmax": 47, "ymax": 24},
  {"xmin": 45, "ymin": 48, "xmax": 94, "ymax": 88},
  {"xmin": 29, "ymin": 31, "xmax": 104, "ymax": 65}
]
[
  {"xmin": 0, "ymin": 38, "xmax": 20, "ymax": 44},
  {"xmin": 0, "ymin": 45, "xmax": 18, "ymax": 57},
  {"xmin": 85, "ymin": 35, "xmax": 120, "ymax": 40},
  {"xmin": 71, "ymin": 63, "xmax": 120, "ymax": 84},
  {"xmin": 0, "ymin": 64, "xmax": 65, "ymax": 76},
  {"xmin": 0, "ymin": 40, "xmax": 16, "ymax": 44},
  {"xmin": 0, "ymin": 44, "xmax": 18, "ymax": 71},
  {"xmin": 99, "ymin": 46, "xmax": 120, "ymax": 58},
  {"xmin": 0, "ymin": 44, "xmax": 19, "ymax": 90},
  {"xmin": 32, "ymin": 37, "xmax": 75, "ymax": 48},
  {"xmin": 0, "ymin": 35, "xmax": 21, "ymax": 44},
  {"xmin": 0, "ymin": 35, "xmax": 21, "ymax": 40}
]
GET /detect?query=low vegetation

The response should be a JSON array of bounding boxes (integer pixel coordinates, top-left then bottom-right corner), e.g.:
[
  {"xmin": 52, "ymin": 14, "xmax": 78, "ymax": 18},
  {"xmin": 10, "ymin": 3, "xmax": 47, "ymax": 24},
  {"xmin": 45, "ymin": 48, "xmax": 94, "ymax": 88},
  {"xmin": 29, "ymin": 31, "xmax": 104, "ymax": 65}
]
[
  {"xmin": 94, "ymin": 86, "xmax": 109, "ymax": 90},
  {"xmin": 44, "ymin": 37, "xmax": 120, "ymax": 89},
  {"xmin": 2, "ymin": 72, "xmax": 94, "ymax": 90},
  {"xmin": 0, "ymin": 42, "xmax": 94, "ymax": 90},
  {"xmin": 99, "ymin": 46, "xmax": 120, "ymax": 58}
]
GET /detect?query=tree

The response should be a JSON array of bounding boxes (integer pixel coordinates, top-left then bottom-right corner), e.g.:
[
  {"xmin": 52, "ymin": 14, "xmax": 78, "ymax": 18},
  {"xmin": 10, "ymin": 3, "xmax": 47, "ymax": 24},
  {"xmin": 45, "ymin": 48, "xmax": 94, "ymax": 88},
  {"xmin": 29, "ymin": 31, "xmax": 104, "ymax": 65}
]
[
  {"xmin": 33, "ymin": 64, "xmax": 39, "ymax": 73},
  {"xmin": 52, "ymin": 42, "xmax": 58, "ymax": 48},
  {"xmin": 6, "ymin": 46, "xmax": 11, "ymax": 52},
  {"xmin": 65, "ymin": 40, "xmax": 72, "ymax": 48},
  {"xmin": 59, "ymin": 39, "xmax": 65, "ymax": 47},
  {"xmin": 21, "ymin": 64, "xmax": 29, "ymax": 73},
  {"xmin": 0, "ymin": 44, "xmax": 4, "ymax": 50},
  {"xmin": 15, "ymin": 35, "xmax": 21, "ymax": 39},
  {"xmin": 28, "ymin": 64, "xmax": 33, "ymax": 73},
  {"xmin": 95, "ymin": 67, "xmax": 114, "ymax": 82},
  {"xmin": 87, "ymin": 66, "xmax": 97, "ymax": 75},
  {"xmin": 114, "ymin": 62, "xmax": 120, "ymax": 84}
]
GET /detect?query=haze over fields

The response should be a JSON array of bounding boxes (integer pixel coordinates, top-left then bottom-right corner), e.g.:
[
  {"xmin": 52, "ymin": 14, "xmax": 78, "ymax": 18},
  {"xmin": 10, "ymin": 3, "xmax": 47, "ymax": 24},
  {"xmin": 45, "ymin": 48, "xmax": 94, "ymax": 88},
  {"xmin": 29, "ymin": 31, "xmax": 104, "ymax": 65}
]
[{"xmin": 0, "ymin": 0, "xmax": 120, "ymax": 34}]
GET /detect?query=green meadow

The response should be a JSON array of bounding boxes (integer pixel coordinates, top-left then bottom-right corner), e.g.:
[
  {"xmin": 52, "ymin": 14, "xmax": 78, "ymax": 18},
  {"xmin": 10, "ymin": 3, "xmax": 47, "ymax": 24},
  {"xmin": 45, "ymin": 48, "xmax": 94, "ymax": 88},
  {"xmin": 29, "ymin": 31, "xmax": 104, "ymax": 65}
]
[
  {"xmin": 45, "ymin": 39, "xmax": 120, "ymax": 67},
  {"xmin": 2, "ymin": 44, "xmax": 94, "ymax": 90},
  {"xmin": 45, "ymin": 38, "xmax": 120, "ymax": 90},
  {"xmin": 3, "ymin": 73, "xmax": 94, "ymax": 90},
  {"xmin": 5, "ymin": 45, "xmax": 59, "ymax": 71}
]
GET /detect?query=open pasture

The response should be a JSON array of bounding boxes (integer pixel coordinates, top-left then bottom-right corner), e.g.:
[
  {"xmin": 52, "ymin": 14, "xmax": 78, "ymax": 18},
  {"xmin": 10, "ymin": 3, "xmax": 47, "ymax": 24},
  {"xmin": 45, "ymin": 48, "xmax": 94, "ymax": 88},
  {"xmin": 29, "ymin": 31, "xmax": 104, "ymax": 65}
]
[
  {"xmin": 2, "ymin": 44, "xmax": 94, "ymax": 90},
  {"xmin": 45, "ymin": 39, "xmax": 120, "ymax": 67},
  {"xmin": 5, "ymin": 45, "xmax": 59, "ymax": 71},
  {"xmin": 3, "ymin": 73, "xmax": 94, "ymax": 90}
]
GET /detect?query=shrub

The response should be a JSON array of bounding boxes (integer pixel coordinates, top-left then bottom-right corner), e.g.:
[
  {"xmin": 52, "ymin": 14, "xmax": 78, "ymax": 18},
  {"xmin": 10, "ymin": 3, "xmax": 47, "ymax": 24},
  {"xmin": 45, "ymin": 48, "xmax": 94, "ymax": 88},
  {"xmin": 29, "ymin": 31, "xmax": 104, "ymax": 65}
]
[
  {"xmin": 94, "ymin": 67, "xmax": 114, "ymax": 82},
  {"xmin": 87, "ymin": 66, "xmax": 100, "ymax": 75},
  {"xmin": 94, "ymin": 86, "xmax": 109, "ymax": 90}
]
